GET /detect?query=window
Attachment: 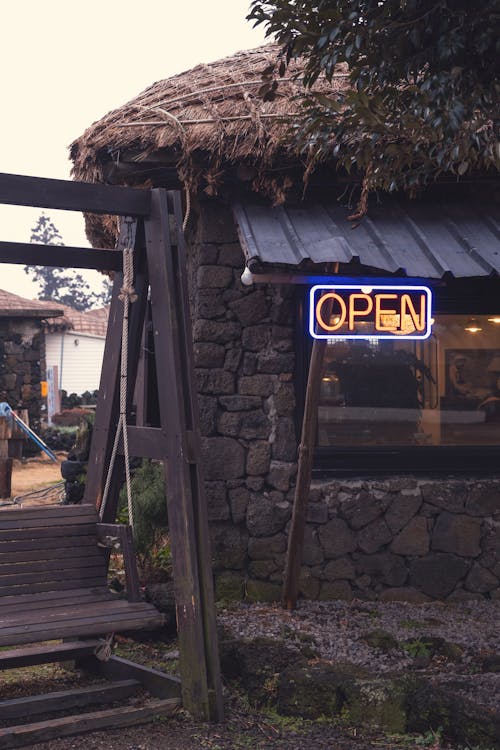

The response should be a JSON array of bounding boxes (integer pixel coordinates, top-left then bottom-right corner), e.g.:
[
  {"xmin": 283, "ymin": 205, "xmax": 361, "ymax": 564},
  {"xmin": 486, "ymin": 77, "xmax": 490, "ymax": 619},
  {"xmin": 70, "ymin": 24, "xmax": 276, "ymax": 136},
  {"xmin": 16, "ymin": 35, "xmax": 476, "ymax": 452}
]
[{"xmin": 298, "ymin": 282, "xmax": 500, "ymax": 474}]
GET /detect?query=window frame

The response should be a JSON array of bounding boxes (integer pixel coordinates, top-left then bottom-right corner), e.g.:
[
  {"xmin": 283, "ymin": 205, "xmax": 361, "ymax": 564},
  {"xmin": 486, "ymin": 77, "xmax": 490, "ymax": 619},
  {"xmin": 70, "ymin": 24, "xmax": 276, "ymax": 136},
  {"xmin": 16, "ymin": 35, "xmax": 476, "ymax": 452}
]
[{"xmin": 295, "ymin": 276, "xmax": 500, "ymax": 477}]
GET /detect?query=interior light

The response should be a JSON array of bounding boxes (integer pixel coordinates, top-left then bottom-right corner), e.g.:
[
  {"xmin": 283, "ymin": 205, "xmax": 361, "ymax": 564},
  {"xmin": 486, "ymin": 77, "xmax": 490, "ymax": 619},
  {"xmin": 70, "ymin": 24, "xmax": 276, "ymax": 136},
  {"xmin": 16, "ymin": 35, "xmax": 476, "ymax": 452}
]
[{"xmin": 465, "ymin": 318, "xmax": 482, "ymax": 333}]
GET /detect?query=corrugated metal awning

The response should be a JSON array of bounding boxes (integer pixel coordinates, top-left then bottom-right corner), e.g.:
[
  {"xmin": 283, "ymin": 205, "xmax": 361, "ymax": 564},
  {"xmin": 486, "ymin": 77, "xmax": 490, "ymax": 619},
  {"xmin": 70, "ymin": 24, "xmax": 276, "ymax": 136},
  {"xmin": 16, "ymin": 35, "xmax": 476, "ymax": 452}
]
[{"xmin": 233, "ymin": 199, "xmax": 500, "ymax": 279}]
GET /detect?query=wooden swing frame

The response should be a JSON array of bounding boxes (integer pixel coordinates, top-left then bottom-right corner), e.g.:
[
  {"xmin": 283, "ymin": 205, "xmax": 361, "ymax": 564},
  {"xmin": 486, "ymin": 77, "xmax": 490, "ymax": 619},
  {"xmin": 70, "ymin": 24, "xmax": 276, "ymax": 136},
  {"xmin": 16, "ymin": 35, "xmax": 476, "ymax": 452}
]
[{"xmin": 0, "ymin": 173, "xmax": 223, "ymax": 736}]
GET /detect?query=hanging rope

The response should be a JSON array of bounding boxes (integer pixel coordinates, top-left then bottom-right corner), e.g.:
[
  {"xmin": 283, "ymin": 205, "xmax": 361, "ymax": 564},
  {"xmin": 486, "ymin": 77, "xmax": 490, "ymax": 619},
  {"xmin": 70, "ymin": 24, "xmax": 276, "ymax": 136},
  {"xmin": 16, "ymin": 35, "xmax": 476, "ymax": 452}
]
[{"xmin": 100, "ymin": 218, "xmax": 137, "ymax": 530}]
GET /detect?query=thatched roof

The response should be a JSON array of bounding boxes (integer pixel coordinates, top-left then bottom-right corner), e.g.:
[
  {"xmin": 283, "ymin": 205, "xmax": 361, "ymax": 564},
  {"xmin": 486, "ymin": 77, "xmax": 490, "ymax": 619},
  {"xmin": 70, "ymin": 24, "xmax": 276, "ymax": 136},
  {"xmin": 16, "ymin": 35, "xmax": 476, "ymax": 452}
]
[{"xmin": 70, "ymin": 44, "xmax": 348, "ymax": 203}]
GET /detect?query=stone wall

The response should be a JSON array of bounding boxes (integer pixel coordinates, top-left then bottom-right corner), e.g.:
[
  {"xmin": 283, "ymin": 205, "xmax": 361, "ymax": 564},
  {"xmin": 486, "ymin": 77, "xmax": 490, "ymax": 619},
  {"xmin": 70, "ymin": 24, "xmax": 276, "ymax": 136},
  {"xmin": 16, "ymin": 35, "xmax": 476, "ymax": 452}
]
[
  {"xmin": 190, "ymin": 199, "xmax": 500, "ymax": 603},
  {"xmin": 0, "ymin": 319, "xmax": 44, "ymax": 432},
  {"xmin": 248, "ymin": 476, "xmax": 500, "ymax": 603}
]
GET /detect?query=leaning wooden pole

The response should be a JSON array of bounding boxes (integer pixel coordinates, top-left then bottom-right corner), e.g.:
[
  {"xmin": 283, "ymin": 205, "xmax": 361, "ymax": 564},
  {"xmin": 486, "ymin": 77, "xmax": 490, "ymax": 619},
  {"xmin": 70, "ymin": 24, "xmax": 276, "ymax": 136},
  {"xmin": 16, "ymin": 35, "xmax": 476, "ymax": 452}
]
[
  {"xmin": 282, "ymin": 269, "xmax": 337, "ymax": 611},
  {"xmin": 282, "ymin": 338, "xmax": 328, "ymax": 610}
]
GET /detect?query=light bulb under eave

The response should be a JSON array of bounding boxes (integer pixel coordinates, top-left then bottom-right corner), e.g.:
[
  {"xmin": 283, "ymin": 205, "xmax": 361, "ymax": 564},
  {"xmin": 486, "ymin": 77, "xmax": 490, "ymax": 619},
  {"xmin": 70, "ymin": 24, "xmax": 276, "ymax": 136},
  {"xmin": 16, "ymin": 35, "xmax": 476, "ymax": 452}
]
[
  {"xmin": 488, "ymin": 317, "xmax": 500, "ymax": 324},
  {"xmin": 465, "ymin": 318, "xmax": 482, "ymax": 333}
]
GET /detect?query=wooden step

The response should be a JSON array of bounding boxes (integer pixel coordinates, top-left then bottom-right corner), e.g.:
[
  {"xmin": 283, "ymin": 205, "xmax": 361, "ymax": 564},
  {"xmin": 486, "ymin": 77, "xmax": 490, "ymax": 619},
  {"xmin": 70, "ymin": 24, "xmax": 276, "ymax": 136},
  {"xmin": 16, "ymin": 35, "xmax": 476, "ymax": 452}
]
[
  {"xmin": 0, "ymin": 640, "xmax": 101, "ymax": 669},
  {"xmin": 0, "ymin": 697, "xmax": 180, "ymax": 748},
  {"xmin": 0, "ymin": 679, "xmax": 141, "ymax": 720}
]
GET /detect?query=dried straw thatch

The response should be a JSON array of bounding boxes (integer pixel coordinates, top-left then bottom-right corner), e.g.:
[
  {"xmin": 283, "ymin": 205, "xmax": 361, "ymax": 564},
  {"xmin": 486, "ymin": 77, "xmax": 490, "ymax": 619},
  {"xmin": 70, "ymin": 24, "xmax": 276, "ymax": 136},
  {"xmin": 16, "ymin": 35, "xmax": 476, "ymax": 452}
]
[{"xmin": 70, "ymin": 44, "xmax": 348, "ymax": 205}]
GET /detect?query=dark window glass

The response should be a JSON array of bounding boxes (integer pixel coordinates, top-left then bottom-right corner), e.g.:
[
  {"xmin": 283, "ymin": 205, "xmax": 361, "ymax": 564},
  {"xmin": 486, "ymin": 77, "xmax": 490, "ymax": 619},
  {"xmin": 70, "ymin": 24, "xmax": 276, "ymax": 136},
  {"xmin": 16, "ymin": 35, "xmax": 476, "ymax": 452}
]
[{"xmin": 318, "ymin": 314, "xmax": 500, "ymax": 449}]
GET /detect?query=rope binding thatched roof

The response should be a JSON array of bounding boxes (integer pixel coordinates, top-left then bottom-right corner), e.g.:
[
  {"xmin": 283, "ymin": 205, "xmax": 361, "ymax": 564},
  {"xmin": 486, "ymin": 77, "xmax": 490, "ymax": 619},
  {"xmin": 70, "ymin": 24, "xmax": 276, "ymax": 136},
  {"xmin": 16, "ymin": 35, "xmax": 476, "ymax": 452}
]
[{"xmin": 70, "ymin": 44, "xmax": 348, "ymax": 206}]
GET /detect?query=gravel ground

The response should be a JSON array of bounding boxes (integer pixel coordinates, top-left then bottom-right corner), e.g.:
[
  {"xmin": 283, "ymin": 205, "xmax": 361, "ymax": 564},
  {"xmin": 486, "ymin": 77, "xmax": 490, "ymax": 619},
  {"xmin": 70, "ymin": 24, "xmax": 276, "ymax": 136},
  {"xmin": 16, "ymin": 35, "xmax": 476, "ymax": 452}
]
[
  {"xmin": 218, "ymin": 598, "xmax": 500, "ymax": 710},
  {"xmin": 5, "ymin": 599, "xmax": 500, "ymax": 749}
]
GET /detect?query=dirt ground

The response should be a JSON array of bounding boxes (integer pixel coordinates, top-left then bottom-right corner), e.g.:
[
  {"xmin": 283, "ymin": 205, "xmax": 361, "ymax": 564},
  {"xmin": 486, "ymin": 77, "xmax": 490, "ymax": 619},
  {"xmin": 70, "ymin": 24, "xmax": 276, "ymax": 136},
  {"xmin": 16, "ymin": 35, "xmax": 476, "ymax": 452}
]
[{"xmin": 6, "ymin": 454, "xmax": 64, "ymax": 503}]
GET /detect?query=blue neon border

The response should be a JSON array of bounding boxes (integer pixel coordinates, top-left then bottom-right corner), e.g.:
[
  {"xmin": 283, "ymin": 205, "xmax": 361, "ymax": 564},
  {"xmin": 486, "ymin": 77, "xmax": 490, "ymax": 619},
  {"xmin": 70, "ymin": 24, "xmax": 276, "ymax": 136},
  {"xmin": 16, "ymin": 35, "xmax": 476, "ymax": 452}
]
[{"xmin": 308, "ymin": 284, "xmax": 433, "ymax": 340}]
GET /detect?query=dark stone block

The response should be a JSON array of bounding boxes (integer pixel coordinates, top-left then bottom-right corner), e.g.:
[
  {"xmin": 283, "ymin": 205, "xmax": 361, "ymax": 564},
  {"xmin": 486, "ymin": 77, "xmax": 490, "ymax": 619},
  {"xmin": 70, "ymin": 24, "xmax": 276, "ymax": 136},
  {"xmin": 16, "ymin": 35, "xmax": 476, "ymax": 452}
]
[
  {"xmin": 196, "ymin": 368, "xmax": 235, "ymax": 395},
  {"xmin": 229, "ymin": 291, "xmax": 269, "ymax": 326},
  {"xmin": 357, "ymin": 518, "xmax": 393, "ymax": 554},
  {"xmin": 198, "ymin": 395, "xmax": 217, "ymax": 436},
  {"xmin": 217, "ymin": 412, "xmax": 242, "ymax": 437},
  {"xmin": 246, "ymin": 441, "xmax": 272, "ymax": 475},
  {"xmin": 219, "ymin": 395, "xmax": 262, "ymax": 411},
  {"xmin": 357, "ymin": 552, "xmax": 408, "ymax": 587},
  {"xmin": 466, "ymin": 482, "xmax": 500, "ymax": 516},
  {"xmin": 301, "ymin": 525, "xmax": 324, "ymax": 566},
  {"xmin": 432, "ymin": 512, "xmax": 481, "ymax": 557},
  {"xmin": 248, "ymin": 532, "xmax": 286, "ymax": 560},
  {"xmin": 196, "ymin": 266, "xmax": 233, "ymax": 289},
  {"xmin": 273, "ymin": 382, "xmax": 296, "ymax": 416},
  {"xmin": 195, "ymin": 290, "xmax": 226, "ymax": 319},
  {"xmin": 194, "ymin": 342, "xmax": 225, "ymax": 368},
  {"xmin": 319, "ymin": 518, "xmax": 357, "ymax": 559},
  {"xmin": 193, "ymin": 319, "xmax": 240, "ymax": 344},
  {"xmin": 247, "ymin": 494, "xmax": 290, "ymax": 537},
  {"xmin": 272, "ymin": 417, "xmax": 297, "ymax": 461},
  {"xmin": 218, "ymin": 243, "xmax": 245, "ymax": 267},
  {"xmin": 224, "ymin": 347, "xmax": 242, "ymax": 373},
  {"xmin": 239, "ymin": 375, "xmax": 274, "ymax": 397},
  {"xmin": 205, "ymin": 481, "xmax": 230, "ymax": 521},
  {"xmin": 306, "ymin": 501, "xmax": 328, "ymax": 524},
  {"xmin": 391, "ymin": 516, "xmax": 430, "ymax": 556},
  {"xmin": 272, "ymin": 325, "xmax": 294, "ymax": 352},
  {"xmin": 257, "ymin": 351, "xmax": 295, "ymax": 374},
  {"xmin": 267, "ymin": 461, "xmax": 297, "ymax": 492},
  {"xmin": 198, "ymin": 243, "xmax": 218, "ymax": 264},
  {"xmin": 465, "ymin": 563, "xmax": 499, "ymax": 593},
  {"xmin": 324, "ymin": 557, "xmax": 356, "ymax": 581},
  {"xmin": 240, "ymin": 410, "xmax": 271, "ymax": 440},
  {"xmin": 409, "ymin": 553, "xmax": 469, "ymax": 598},
  {"xmin": 210, "ymin": 523, "xmax": 248, "ymax": 570},
  {"xmin": 242, "ymin": 324, "xmax": 272, "ymax": 352},
  {"xmin": 201, "ymin": 436, "xmax": 245, "ymax": 480},
  {"xmin": 249, "ymin": 559, "xmax": 280, "ymax": 579},
  {"xmin": 229, "ymin": 485, "xmax": 250, "ymax": 524},
  {"xmin": 341, "ymin": 491, "xmax": 382, "ymax": 530},
  {"xmin": 385, "ymin": 490, "xmax": 422, "ymax": 534},
  {"xmin": 421, "ymin": 481, "xmax": 467, "ymax": 512},
  {"xmin": 242, "ymin": 352, "xmax": 257, "ymax": 375}
]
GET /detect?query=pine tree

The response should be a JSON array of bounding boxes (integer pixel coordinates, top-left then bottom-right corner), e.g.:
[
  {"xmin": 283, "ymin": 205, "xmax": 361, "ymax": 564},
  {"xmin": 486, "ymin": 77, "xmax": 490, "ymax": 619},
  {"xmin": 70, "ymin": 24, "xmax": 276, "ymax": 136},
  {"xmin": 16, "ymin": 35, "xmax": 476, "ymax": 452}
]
[{"xmin": 25, "ymin": 213, "xmax": 111, "ymax": 311}]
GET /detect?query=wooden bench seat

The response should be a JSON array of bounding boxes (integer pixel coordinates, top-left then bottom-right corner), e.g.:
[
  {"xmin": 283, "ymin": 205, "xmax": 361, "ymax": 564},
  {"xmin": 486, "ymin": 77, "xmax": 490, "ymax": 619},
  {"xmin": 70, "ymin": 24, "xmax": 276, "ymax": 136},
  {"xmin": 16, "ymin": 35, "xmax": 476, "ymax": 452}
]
[{"xmin": 0, "ymin": 504, "xmax": 164, "ymax": 647}]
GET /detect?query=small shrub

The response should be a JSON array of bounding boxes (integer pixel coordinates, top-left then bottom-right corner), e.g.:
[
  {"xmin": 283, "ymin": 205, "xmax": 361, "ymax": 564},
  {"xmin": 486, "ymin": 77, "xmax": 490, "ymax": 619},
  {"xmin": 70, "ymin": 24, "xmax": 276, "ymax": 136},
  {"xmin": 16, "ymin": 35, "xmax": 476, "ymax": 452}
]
[{"xmin": 119, "ymin": 460, "xmax": 169, "ymax": 581}]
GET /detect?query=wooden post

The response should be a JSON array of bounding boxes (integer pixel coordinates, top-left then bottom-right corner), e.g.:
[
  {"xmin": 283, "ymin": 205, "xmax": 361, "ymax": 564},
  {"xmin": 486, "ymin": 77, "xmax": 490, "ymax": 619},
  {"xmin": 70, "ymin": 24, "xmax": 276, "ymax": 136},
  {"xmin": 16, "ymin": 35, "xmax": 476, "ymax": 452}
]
[
  {"xmin": 144, "ymin": 189, "xmax": 223, "ymax": 722},
  {"xmin": 0, "ymin": 416, "xmax": 13, "ymax": 498},
  {"xmin": 282, "ymin": 269, "xmax": 337, "ymax": 611}
]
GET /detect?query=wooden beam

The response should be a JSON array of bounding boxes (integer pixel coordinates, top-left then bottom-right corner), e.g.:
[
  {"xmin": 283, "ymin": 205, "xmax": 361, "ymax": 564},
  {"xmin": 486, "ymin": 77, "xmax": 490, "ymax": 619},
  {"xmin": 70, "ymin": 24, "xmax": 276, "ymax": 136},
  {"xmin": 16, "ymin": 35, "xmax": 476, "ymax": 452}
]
[
  {"xmin": 0, "ymin": 172, "xmax": 151, "ymax": 216},
  {"xmin": 0, "ymin": 640, "xmax": 101, "ymax": 669},
  {"xmin": 81, "ymin": 655, "xmax": 182, "ymax": 699},
  {"xmin": 117, "ymin": 426, "xmax": 168, "ymax": 460},
  {"xmin": 0, "ymin": 680, "xmax": 140, "ymax": 720},
  {"xmin": 0, "ymin": 698, "xmax": 180, "ymax": 748},
  {"xmin": 0, "ymin": 241, "xmax": 123, "ymax": 271}
]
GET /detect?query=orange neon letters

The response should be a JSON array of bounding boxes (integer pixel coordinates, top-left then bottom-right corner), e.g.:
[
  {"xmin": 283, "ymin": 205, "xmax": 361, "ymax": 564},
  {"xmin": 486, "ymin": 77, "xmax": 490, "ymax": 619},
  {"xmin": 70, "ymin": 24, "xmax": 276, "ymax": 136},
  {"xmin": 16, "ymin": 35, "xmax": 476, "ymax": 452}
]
[{"xmin": 314, "ymin": 289, "xmax": 429, "ymax": 335}]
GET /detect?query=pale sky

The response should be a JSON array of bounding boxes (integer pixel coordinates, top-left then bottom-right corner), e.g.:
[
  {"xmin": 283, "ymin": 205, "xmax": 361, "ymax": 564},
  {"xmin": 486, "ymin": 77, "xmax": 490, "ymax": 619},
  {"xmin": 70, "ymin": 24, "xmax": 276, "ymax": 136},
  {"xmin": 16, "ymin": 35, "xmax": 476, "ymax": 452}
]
[{"xmin": 0, "ymin": 0, "xmax": 267, "ymax": 299}]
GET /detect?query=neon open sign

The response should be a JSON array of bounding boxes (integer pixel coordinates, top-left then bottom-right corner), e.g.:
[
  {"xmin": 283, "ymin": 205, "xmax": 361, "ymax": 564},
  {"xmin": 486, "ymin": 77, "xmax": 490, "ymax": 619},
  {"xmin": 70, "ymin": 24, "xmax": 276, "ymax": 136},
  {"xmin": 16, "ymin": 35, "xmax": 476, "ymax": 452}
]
[{"xmin": 309, "ymin": 284, "xmax": 433, "ymax": 340}]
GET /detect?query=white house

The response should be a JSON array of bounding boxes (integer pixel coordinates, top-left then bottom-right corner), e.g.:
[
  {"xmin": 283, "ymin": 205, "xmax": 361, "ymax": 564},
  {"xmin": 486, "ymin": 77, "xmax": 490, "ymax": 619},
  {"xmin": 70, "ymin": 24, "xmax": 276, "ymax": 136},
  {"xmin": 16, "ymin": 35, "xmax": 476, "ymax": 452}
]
[{"xmin": 42, "ymin": 305, "xmax": 108, "ymax": 396}]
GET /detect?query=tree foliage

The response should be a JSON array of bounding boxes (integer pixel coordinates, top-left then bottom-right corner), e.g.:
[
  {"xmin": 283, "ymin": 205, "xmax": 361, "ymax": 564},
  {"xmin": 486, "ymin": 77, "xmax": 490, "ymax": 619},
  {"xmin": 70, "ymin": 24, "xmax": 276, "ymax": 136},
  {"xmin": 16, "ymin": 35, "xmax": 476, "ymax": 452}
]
[
  {"xmin": 248, "ymin": 1, "xmax": 500, "ymax": 204},
  {"xmin": 25, "ymin": 213, "xmax": 112, "ymax": 311}
]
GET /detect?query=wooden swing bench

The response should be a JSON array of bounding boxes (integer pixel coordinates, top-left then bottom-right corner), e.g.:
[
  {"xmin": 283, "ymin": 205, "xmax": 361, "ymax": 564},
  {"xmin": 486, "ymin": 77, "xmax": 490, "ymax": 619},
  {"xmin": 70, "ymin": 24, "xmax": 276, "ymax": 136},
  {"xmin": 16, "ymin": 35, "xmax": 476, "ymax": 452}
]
[{"xmin": 0, "ymin": 503, "xmax": 181, "ymax": 748}]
